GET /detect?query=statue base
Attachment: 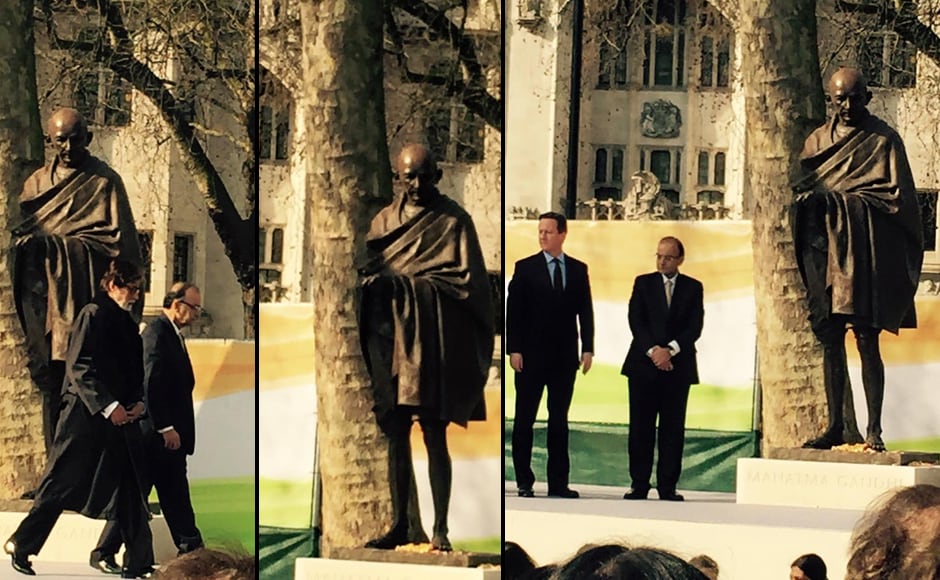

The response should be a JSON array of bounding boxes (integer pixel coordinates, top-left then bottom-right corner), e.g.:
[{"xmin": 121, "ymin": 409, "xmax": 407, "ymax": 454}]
[
  {"xmin": 296, "ymin": 548, "xmax": 500, "ymax": 579},
  {"xmin": 737, "ymin": 455, "xmax": 940, "ymax": 510},
  {"xmin": 765, "ymin": 447, "xmax": 939, "ymax": 466}
]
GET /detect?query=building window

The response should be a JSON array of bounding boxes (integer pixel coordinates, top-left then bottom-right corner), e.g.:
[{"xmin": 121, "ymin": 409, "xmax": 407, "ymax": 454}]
[
  {"xmin": 639, "ymin": 147, "xmax": 682, "ymax": 203},
  {"xmin": 857, "ymin": 32, "xmax": 916, "ymax": 89},
  {"xmin": 641, "ymin": 0, "xmax": 687, "ymax": 88},
  {"xmin": 75, "ymin": 68, "xmax": 132, "ymax": 127},
  {"xmin": 260, "ymin": 226, "xmax": 285, "ymax": 302},
  {"xmin": 699, "ymin": 35, "xmax": 730, "ymax": 88},
  {"xmin": 593, "ymin": 146, "xmax": 625, "ymax": 200},
  {"xmin": 919, "ymin": 190, "xmax": 938, "ymax": 253},
  {"xmin": 598, "ymin": 42, "xmax": 628, "ymax": 89},
  {"xmin": 172, "ymin": 234, "xmax": 194, "ymax": 283},
  {"xmin": 260, "ymin": 70, "xmax": 291, "ymax": 162},
  {"xmin": 138, "ymin": 231, "xmax": 153, "ymax": 293},
  {"xmin": 695, "ymin": 149, "xmax": 726, "ymax": 205},
  {"xmin": 427, "ymin": 102, "xmax": 485, "ymax": 164}
]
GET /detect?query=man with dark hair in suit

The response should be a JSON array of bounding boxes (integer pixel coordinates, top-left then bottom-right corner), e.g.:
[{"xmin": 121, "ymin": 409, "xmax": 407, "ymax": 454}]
[
  {"xmin": 90, "ymin": 282, "xmax": 205, "ymax": 573},
  {"xmin": 14, "ymin": 108, "xmax": 142, "ymax": 471},
  {"xmin": 508, "ymin": 211, "xmax": 594, "ymax": 499},
  {"xmin": 5, "ymin": 259, "xmax": 153, "ymax": 578},
  {"xmin": 621, "ymin": 236, "xmax": 704, "ymax": 502}
]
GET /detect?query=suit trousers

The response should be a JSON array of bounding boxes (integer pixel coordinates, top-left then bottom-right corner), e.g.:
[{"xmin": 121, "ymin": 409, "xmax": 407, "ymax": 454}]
[
  {"xmin": 40, "ymin": 361, "xmax": 66, "ymax": 456},
  {"xmin": 512, "ymin": 366, "xmax": 577, "ymax": 491},
  {"xmin": 14, "ymin": 445, "xmax": 153, "ymax": 572},
  {"xmin": 627, "ymin": 377, "xmax": 690, "ymax": 494},
  {"xmin": 93, "ymin": 440, "xmax": 202, "ymax": 559}
]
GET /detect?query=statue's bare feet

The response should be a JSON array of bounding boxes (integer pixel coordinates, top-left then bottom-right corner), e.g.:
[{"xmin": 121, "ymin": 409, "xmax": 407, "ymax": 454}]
[
  {"xmin": 865, "ymin": 434, "xmax": 886, "ymax": 452},
  {"xmin": 365, "ymin": 527, "xmax": 408, "ymax": 550},
  {"xmin": 802, "ymin": 432, "xmax": 844, "ymax": 450},
  {"xmin": 431, "ymin": 534, "xmax": 452, "ymax": 552}
]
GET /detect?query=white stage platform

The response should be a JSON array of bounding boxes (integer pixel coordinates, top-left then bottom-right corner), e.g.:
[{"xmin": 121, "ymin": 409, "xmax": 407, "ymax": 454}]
[
  {"xmin": 0, "ymin": 510, "xmax": 174, "ymax": 579},
  {"xmin": 505, "ymin": 482, "xmax": 862, "ymax": 579}
]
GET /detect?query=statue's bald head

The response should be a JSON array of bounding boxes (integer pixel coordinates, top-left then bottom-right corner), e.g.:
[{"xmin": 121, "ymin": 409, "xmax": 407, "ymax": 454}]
[
  {"xmin": 829, "ymin": 67, "xmax": 868, "ymax": 96},
  {"xmin": 827, "ymin": 67, "xmax": 871, "ymax": 127},
  {"xmin": 395, "ymin": 143, "xmax": 442, "ymax": 205},
  {"xmin": 46, "ymin": 107, "xmax": 92, "ymax": 168}
]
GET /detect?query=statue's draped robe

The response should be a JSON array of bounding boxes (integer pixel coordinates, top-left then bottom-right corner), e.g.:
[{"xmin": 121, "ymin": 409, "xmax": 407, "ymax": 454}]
[
  {"xmin": 794, "ymin": 114, "xmax": 923, "ymax": 341},
  {"xmin": 13, "ymin": 156, "xmax": 142, "ymax": 387},
  {"xmin": 360, "ymin": 193, "xmax": 494, "ymax": 431}
]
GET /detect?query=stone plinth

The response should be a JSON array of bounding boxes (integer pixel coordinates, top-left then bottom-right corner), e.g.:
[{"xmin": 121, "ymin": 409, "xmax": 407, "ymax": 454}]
[
  {"xmin": 766, "ymin": 447, "xmax": 939, "ymax": 466},
  {"xmin": 737, "ymin": 457, "xmax": 940, "ymax": 510},
  {"xmin": 295, "ymin": 554, "xmax": 500, "ymax": 579},
  {"xmin": 331, "ymin": 547, "xmax": 500, "ymax": 568}
]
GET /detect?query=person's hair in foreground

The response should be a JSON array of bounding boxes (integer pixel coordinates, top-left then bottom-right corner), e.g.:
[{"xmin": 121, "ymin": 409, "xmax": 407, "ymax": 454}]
[
  {"xmin": 791, "ymin": 553, "xmax": 827, "ymax": 580},
  {"xmin": 503, "ymin": 541, "xmax": 537, "ymax": 579},
  {"xmin": 846, "ymin": 484, "xmax": 940, "ymax": 580},
  {"xmin": 153, "ymin": 547, "xmax": 255, "ymax": 580},
  {"xmin": 547, "ymin": 543, "xmax": 708, "ymax": 580},
  {"xmin": 689, "ymin": 553, "xmax": 720, "ymax": 579}
]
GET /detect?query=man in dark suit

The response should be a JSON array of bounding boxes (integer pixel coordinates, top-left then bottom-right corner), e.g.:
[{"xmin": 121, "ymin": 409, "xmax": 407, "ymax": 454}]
[
  {"xmin": 90, "ymin": 282, "xmax": 205, "ymax": 572},
  {"xmin": 507, "ymin": 211, "xmax": 594, "ymax": 499},
  {"xmin": 621, "ymin": 236, "xmax": 704, "ymax": 502}
]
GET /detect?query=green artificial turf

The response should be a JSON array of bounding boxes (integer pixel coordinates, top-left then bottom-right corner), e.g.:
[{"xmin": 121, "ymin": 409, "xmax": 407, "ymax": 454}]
[
  {"xmin": 505, "ymin": 360, "xmax": 755, "ymax": 430},
  {"xmin": 154, "ymin": 478, "xmax": 256, "ymax": 552},
  {"xmin": 887, "ymin": 437, "xmax": 940, "ymax": 453},
  {"xmin": 259, "ymin": 478, "xmax": 315, "ymax": 529}
]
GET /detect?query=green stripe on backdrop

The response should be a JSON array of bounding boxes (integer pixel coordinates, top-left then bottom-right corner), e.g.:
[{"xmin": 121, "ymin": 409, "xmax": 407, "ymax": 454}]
[
  {"xmin": 182, "ymin": 477, "xmax": 256, "ymax": 552},
  {"xmin": 504, "ymin": 421, "xmax": 758, "ymax": 492},
  {"xmin": 259, "ymin": 527, "xmax": 318, "ymax": 580}
]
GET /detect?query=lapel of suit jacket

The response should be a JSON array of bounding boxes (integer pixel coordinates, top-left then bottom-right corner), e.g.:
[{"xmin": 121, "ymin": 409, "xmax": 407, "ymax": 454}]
[{"xmin": 162, "ymin": 314, "xmax": 195, "ymax": 387}]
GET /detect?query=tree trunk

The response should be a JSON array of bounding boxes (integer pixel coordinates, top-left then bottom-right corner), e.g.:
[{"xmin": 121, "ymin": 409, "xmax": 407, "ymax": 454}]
[
  {"xmin": 0, "ymin": 0, "xmax": 49, "ymax": 495},
  {"xmin": 739, "ymin": 0, "xmax": 861, "ymax": 450},
  {"xmin": 300, "ymin": 0, "xmax": 406, "ymax": 556}
]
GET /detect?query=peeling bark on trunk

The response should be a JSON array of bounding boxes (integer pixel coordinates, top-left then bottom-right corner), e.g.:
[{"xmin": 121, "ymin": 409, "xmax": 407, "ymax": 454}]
[
  {"xmin": 300, "ymin": 0, "xmax": 427, "ymax": 555},
  {"xmin": 739, "ymin": 0, "xmax": 861, "ymax": 449},
  {"xmin": 0, "ymin": 0, "xmax": 50, "ymax": 495}
]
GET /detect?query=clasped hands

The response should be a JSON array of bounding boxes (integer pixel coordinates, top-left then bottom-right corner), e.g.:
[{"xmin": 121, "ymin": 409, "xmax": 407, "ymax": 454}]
[
  {"xmin": 110, "ymin": 401, "xmax": 145, "ymax": 426},
  {"xmin": 649, "ymin": 346, "xmax": 674, "ymax": 371}
]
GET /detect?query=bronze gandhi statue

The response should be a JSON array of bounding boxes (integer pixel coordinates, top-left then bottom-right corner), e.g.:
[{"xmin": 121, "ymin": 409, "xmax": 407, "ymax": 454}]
[
  {"xmin": 358, "ymin": 144, "xmax": 494, "ymax": 551},
  {"xmin": 793, "ymin": 67, "xmax": 923, "ymax": 451}
]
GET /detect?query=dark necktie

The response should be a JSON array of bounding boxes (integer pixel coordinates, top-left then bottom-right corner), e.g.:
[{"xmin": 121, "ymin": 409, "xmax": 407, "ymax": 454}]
[{"xmin": 552, "ymin": 258, "xmax": 563, "ymax": 293}]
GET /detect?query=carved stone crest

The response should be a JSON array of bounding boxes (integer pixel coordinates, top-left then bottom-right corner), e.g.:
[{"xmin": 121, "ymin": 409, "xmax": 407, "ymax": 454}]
[{"xmin": 640, "ymin": 100, "xmax": 682, "ymax": 138}]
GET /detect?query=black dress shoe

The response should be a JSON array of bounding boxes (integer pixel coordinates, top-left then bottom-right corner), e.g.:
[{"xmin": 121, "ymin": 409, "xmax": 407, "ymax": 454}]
[
  {"xmin": 517, "ymin": 488, "xmax": 535, "ymax": 498},
  {"xmin": 622, "ymin": 489, "xmax": 649, "ymax": 500},
  {"xmin": 4, "ymin": 541, "xmax": 35, "ymax": 576},
  {"xmin": 547, "ymin": 488, "xmax": 579, "ymax": 498},
  {"xmin": 91, "ymin": 555, "xmax": 122, "ymax": 575},
  {"xmin": 658, "ymin": 491, "xmax": 685, "ymax": 501}
]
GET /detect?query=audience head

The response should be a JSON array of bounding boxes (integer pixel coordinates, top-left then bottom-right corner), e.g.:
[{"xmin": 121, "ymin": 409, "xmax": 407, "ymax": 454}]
[
  {"xmin": 689, "ymin": 554, "xmax": 720, "ymax": 579},
  {"xmin": 153, "ymin": 547, "xmax": 255, "ymax": 579},
  {"xmin": 790, "ymin": 553, "xmax": 827, "ymax": 580},
  {"xmin": 846, "ymin": 484, "xmax": 940, "ymax": 580},
  {"xmin": 547, "ymin": 543, "xmax": 707, "ymax": 580},
  {"xmin": 503, "ymin": 541, "xmax": 537, "ymax": 580}
]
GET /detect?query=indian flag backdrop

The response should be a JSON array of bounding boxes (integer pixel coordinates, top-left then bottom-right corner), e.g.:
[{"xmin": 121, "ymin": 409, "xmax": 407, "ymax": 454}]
[
  {"xmin": 258, "ymin": 303, "xmax": 501, "ymax": 543},
  {"xmin": 505, "ymin": 220, "xmax": 940, "ymax": 450},
  {"xmin": 181, "ymin": 338, "xmax": 255, "ymax": 550}
]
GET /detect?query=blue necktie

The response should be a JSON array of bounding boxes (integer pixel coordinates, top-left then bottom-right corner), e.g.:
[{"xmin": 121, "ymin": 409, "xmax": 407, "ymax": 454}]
[{"xmin": 552, "ymin": 258, "xmax": 563, "ymax": 293}]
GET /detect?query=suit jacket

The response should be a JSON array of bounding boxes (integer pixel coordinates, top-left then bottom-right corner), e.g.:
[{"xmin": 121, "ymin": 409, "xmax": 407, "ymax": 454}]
[
  {"xmin": 621, "ymin": 272, "xmax": 704, "ymax": 385},
  {"xmin": 506, "ymin": 252, "xmax": 594, "ymax": 374},
  {"xmin": 140, "ymin": 314, "xmax": 197, "ymax": 456},
  {"xmin": 40, "ymin": 293, "xmax": 146, "ymax": 520}
]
